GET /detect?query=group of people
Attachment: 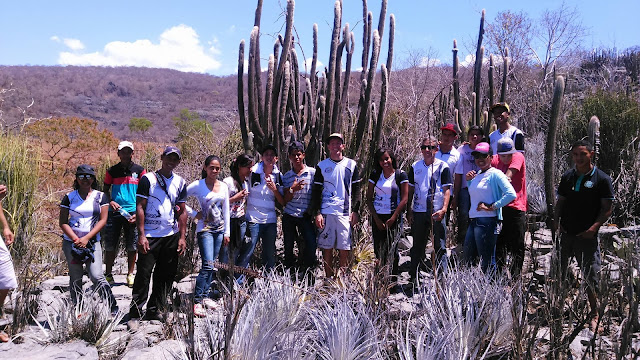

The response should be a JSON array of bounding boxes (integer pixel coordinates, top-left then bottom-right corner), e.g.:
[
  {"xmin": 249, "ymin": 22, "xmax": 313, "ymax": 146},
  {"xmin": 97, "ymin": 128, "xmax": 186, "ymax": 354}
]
[{"xmin": 0, "ymin": 102, "xmax": 613, "ymax": 334}]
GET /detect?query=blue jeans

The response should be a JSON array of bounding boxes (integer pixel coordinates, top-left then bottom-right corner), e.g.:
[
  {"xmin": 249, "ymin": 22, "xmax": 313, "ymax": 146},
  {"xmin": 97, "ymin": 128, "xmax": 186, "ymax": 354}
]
[
  {"xmin": 219, "ymin": 217, "xmax": 248, "ymax": 266},
  {"xmin": 464, "ymin": 217, "xmax": 499, "ymax": 273},
  {"xmin": 62, "ymin": 241, "xmax": 116, "ymax": 309},
  {"xmin": 247, "ymin": 222, "xmax": 278, "ymax": 270},
  {"xmin": 194, "ymin": 230, "xmax": 224, "ymax": 303},
  {"xmin": 456, "ymin": 187, "xmax": 471, "ymax": 245},
  {"xmin": 282, "ymin": 214, "xmax": 317, "ymax": 268},
  {"xmin": 410, "ymin": 212, "xmax": 447, "ymax": 278}
]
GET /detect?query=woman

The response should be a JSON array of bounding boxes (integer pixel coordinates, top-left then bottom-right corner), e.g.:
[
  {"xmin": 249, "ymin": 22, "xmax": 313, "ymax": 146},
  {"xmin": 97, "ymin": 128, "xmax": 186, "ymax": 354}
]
[
  {"xmin": 220, "ymin": 154, "xmax": 253, "ymax": 277},
  {"xmin": 463, "ymin": 142, "xmax": 516, "ymax": 273},
  {"xmin": 59, "ymin": 164, "xmax": 116, "ymax": 313},
  {"xmin": 186, "ymin": 155, "xmax": 230, "ymax": 317},
  {"xmin": 366, "ymin": 148, "xmax": 408, "ymax": 287}
]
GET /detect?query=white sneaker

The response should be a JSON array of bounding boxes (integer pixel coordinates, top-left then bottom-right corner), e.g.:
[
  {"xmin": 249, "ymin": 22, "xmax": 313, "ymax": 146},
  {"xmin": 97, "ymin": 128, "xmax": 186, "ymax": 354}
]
[
  {"xmin": 202, "ymin": 298, "xmax": 218, "ymax": 310},
  {"xmin": 193, "ymin": 303, "xmax": 206, "ymax": 317}
]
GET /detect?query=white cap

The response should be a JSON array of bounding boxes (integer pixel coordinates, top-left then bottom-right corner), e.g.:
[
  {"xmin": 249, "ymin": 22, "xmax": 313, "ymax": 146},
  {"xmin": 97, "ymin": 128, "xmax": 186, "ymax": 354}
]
[{"xmin": 118, "ymin": 141, "xmax": 134, "ymax": 151}]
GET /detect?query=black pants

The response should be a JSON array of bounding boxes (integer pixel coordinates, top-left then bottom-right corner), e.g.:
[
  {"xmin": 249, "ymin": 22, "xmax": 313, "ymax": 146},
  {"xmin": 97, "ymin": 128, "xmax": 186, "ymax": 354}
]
[
  {"xmin": 371, "ymin": 213, "xmax": 401, "ymax": 276},
  {"xmin": 129, "ymin": 233, "xmax": 179, "ymax": 318},
  {"xmin": 495, "ymin": 207, "xmax": 526, "ymax": 277}
]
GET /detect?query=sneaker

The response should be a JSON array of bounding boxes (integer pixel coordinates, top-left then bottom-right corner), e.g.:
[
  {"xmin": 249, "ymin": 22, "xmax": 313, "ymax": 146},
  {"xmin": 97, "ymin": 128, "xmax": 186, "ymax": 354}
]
[
  {"xmin": 0, "ymin": 331, "xmax": 9, "ymax": 342},
  {"xmin": 127, "ymin": 318, "xmax": 140, "ymax": 332},
  {"xmin": 126, "ymin": 274, "xmax": 135, "ymax": 288},
  {"xmin": 105, "ymin": 274, "xmax": 115, "ymax": 286},
  {"xmin": 193, "ymin": 303, "xmax": 206, "ymax": 317},
  {"xmin": 202, "ymin": 298, "xmax": 218, "ymax": 310}
]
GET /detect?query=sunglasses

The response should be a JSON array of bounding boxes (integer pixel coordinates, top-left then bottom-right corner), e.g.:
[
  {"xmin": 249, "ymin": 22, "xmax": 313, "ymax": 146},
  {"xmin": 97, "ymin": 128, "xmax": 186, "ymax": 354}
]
[
  {"xmin": 472, "ymin": 153, "xmax": 489, "ymax": 159},
  {"xmin": 420, "ymin": 145, "xmax": 438, "ymax": 150},
  {"xmin": 76, "ymin": 174, "xmax": 93, "ymax": 180}
]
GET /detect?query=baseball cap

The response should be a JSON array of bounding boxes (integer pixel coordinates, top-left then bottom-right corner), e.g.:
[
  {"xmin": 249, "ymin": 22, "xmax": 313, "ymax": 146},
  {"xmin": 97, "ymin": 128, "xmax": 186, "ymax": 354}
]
[
  {"xmin": 288, "ymin": 141, "xmax": 305, "ymax": 153},
  {"xmin": 440, "ymin": 123, "xmax": 458, "ymax": 135},
  {"xmin": 496, "ymin": 138, "xmax": 517, "ymax": 155},
  {"xmin": 261, "ymin": 144, "xmax": 277, "ymax": 155},
  {"xmin": 471, "ymin": 142, "xmax": 491, "ymax": 156},
  {"xmin": 162, "ymin": 146, "xmax": 182, "ymax": 159},
  {"xmin": 118, "ymin": 141, "xmax": 134, "ymax": 151},
  {"xmin": 490, "ymin": 102, "xmax": 510, "ymax": 113},
  {"xmin": 75, "ymin": 164, "xmax": 96, "ymax": 176},
  {"xmin": 326, "ymin": 133, "xmax": 344, "ymax": 143}
]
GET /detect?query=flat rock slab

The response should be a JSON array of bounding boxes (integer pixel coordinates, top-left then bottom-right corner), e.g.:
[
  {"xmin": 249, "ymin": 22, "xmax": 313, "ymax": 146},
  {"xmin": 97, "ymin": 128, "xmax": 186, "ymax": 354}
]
[{"xmin": 0, "ymin": 339, "xmax": 99, "ymax": 359}]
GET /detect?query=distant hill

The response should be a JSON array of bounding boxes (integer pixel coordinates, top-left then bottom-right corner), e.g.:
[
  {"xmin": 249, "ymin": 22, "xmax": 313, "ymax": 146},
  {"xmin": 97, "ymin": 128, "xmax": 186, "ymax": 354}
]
[{"xmin": 0, "ymin": 66, "xmax": 240, "ymax": 141}]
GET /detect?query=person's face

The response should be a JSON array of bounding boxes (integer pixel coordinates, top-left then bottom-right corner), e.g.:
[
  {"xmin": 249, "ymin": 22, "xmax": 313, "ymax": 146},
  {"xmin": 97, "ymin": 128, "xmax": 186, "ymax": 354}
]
[
  {"xmin": 474, "ymin": 152, "xmax": 491, "ymax": 170},
  {"xmin": 468, "ymin": 130, "xmax": 483, "ymax": 147},
  {"xmin": 262, "ymin": 149, "xmax": 277, "ymax": 166},
  {"xmin": 440, "ymin": 129, "xmax": 457, "ymax": 147},
  {"xmin": 288, "ymin": 150, "xmax": 305, "ymax": 167},
  {"xmin": 76, "ymin": 174, "xmax": 94, "ymax": 189},
  {"xmin": 238, "ymin": 162, "xmax": 253, "ymax": 178},
  {"xmin": 204, "ymin": 159, "xmax": 221, "ymax": 180},
  {"xmin": 421, "ymin": 141, "xmax": 438, "ymax": 161},
  {"xmin": 498, "ymin": 154, "xmax": 513, "ymax": 166},
  {"xmin": 161, "ymin": 153, "xmax": 181, "ymax": 171},
  {"xmin": 571, "ymin": 145, "xmax": 593, "ymax": 168},
  {"xmin": 118, "ymin": 147, "xmax": 133, "ymax": 162},
  {"xmin": 327, "ymin": 138, "xmax": 345, "ymax": 155},
  {"xmin": 378, "ymin": 152, "xmax": 394, "ymax": 170},
  {"xmin": 492, "ymin": 108, "xmax": 510, "ymax": 127}
]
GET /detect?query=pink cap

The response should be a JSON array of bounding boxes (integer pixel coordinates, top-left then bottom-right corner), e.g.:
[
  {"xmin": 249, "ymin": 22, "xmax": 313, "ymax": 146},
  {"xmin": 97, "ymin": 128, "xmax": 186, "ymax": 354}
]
[{"xmin": 471, "ymin": 142, "xmax": 491, "ymax": 155}]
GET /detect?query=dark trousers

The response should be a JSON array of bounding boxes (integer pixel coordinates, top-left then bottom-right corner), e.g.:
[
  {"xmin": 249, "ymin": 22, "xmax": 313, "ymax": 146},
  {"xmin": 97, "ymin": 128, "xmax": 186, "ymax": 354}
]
[
  {"xmin": 496, "ymin": 207, "xmax": 526, "ymax": 276},
  {"xmin": 282, "ymin": 213, "xmax": 317, "ymax": 268},
  {"xmin": 371, "ymin": 213, "xmax": 401, "ymax": 276},
  {"xmin": 129, "ymin": 233, "xmax": 179, "ymax": 318},
  {"xmin": 410, "ymin": 212, "xmax": 446, "ymax": 278}
]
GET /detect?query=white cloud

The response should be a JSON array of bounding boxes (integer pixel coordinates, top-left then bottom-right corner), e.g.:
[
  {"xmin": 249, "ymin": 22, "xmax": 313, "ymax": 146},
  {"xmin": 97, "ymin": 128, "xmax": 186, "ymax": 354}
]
[
  {"xmin": 303, "ymin": 58, "xmax": 324, "ymax": 74},
  {"xmin": 459, "ymin": 54, "xmax": 494, "ymax": 68},
  {"xmin": 63, "ymin": 38, "xmax": 85, "ymax": 51},
  {"xmin": 57, "ymin": 25, "xmax": 221, "ymax": 73},
  {"xmin": 419, "ymin": 57, "xmax": 441, "ymax": 67},
  {"xmin": 50, "ymin": 35, "xmax": 60, "ymax": 42}
]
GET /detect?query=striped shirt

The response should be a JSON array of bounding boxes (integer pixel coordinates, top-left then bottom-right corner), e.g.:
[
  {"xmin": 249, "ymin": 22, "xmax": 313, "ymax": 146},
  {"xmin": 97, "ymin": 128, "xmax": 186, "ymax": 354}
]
[
  {"xmin": 245, "ymin": 162, "xmax": 283, "ymax": 224},
  {"xmin": 282, "ymin": 166, "xmax": 315, "ymax": 217}
]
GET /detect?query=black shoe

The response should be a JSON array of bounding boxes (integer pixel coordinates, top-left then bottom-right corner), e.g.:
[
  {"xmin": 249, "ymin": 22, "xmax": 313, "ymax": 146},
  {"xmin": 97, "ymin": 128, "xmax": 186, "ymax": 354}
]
[{"xmin": 143, "ymin": 310, "xmax": 162, "ymax": 321}]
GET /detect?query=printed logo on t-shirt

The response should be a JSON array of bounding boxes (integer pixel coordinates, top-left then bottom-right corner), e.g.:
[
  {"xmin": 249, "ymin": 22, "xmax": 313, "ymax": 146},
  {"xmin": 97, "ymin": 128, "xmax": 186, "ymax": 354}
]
[
  {"xmin": 584, "ymin": 180, "xmax": 593, "ymax": 188},
  {"xmin": 324, "ymin": 167, "xmax": 334, "ymax": 173}
]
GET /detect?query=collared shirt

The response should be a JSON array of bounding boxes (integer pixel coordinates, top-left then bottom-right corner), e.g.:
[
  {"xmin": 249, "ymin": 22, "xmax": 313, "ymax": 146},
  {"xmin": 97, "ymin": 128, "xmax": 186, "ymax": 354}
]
[
  {"xmin": 104, "ymin": 162, "xmax": 146, "ymax": 213},
  {"xmin": 283, "ymin": 165, "xmax": 315, "ymax": 218}
]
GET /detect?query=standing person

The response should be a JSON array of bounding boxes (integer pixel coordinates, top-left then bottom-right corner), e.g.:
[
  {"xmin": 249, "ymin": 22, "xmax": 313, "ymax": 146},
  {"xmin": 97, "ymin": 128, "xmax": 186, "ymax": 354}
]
[
  {"xmin": 366, "ymin": 148, "xmax": 408, "ymax": 291},
  {"xmin": 186, "ymin": 155, "xmax": 230, "ymax": 317},
  {"xmin": 128, "ymin": 146, "xmax": 187, "ymax": 329},
  {"xmin": 0, "ymin": 185, "xmax": 17, "ymax": 342},
  {"xmin": 491, "ymin": 138, "xmax": 527, "ymax": 277},
  {"xmin": 311, "ymin": 133, "xmax": 362, "ymax": 278},
  {"xmin": 282, "ymin": 141, "xmax": 317, "ymax": 270},
  {"xmin": 463, "ymin": 142, "xmax": 516, "ymax": 273},
  {"xmin": 103, "ymin": 141, "xmax": 146, "ymax": 288},
  {"xmin": 246, "ymin": 144, "xmax": 285, "ymax": 271},
  {"xmin": 452, "ymin": 126, "xmax": 485, "ymax": 253},
  {"xmin": 436, "ymin": 123, "xmax": 461, "ymax": 175},
  {"xmin": 59, "ymin": 165, "xmax": 117, "ymax": 313},
  {"xmin": 220, "ymin": 155, "xmax": 253, "ymax": 274},
  {"xmin": 488, "ymin": 102, "xmax": 525, "ymax": 155},
  {"xmin": 407, "ymin": 137, "xmax": 452, "ymax": 281},
  {"xmin": 553, "ymin": 140, "xmax": 613, "ymax": 330}
]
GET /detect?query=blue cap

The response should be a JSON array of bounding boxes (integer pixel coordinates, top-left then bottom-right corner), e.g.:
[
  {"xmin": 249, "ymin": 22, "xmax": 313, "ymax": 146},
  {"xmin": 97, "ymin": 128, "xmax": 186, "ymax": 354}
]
[
  {"xmin": 162, "ymin": 146, "xmax": 182, "ymax": 159},
  {"xmin": 496, "ymin": 138, "xmax": 517, "ymax": 155}
]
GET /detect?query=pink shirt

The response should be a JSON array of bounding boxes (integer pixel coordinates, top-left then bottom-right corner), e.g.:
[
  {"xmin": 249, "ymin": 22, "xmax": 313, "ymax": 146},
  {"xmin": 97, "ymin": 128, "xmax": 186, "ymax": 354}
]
[{"xmin": 491, "ymin": 152, "xmax": 527, "ymax": 212}]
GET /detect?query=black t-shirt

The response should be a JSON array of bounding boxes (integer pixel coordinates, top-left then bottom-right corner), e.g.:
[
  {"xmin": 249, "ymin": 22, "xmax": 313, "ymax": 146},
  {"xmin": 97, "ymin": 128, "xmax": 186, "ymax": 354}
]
[{"xmin": 557, "ymin": 166, "xmax": 614, "ymax": 235}]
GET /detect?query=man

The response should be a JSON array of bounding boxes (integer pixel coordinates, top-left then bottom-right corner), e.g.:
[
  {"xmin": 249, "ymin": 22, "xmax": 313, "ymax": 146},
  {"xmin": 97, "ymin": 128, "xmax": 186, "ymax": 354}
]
[
  {"xmin": 491, "ymin": 138, "xmax": 527, "ymax": 277},
  {"xmin": 452, "ymin": 126, "xmax": 484, "ymax": 249},
  {"xmin": 311, "ymin": 133, "xmax": 361, "ymax": 278},
  {"xmin": 128, "ymin": 146, "xmax": 187, "ymax": 329},
  {"xmin": 488, "ymin": 102, "xmax": 525, "ymax": 155},
  {"xmin": 103, "ymin": 141, "xmax": 146, "ymax": 288},
  {"xmin": 553, "ymin": 140, "xmax": 613, "ymax": 330},
  {"xmin": 282, "ymin": 141, "xmax": 317, "ymax": 270},
  {"xmin": 408, "ymin": 137, "xmax": 452, "ymax": 280},
  {"xmin": 436, "ymin": 123, "xmax": 461, "ymax": 173},
  {"xmin": 246, "ymin": 144, "xmax": 285, "ymax": 270}
]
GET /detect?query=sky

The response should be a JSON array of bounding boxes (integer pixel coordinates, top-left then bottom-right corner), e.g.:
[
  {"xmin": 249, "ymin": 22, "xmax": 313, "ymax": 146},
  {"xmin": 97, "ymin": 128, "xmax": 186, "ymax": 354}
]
[{"xmin": 1, "ymin": 0, "xmax": 638, "ymax": 76}]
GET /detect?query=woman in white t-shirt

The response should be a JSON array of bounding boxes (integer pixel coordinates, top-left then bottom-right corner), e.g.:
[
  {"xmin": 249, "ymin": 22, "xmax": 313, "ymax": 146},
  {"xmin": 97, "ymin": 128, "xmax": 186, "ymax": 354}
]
[
  {"xmin": 59, "ymin": 165, "xmax": 116, "ymax": 313},
  {"xmin": 186, "ymin": 155, "xmax": 230, "ymax": 317},
  {"xmin": 366, "ymin": 148, "xmax": 408, "ymax": 289}
]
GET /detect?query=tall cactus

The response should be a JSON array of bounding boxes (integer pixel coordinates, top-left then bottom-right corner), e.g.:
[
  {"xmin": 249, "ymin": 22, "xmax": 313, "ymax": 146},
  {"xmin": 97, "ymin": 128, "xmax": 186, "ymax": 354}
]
[
  {"xmin": 473, "ymin": 10, "xmax": 486, "ymax": 126},
  {"xmin": 544, "ymin": 76, "xmax": 566, "ymax": 226},
  {"xmin": 588, "ymin": 115, "xmax": 600, "ymax": 165},
  {"xmin": 500, "ymin": 47, "xmax": 509, "ymax": 102}
]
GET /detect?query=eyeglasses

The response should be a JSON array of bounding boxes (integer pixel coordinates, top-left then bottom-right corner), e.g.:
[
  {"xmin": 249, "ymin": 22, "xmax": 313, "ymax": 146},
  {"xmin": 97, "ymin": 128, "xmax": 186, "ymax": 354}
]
[
  {"xmin": 472, "ymin": 153, "xmax": 489, "ymax": 159},
  {"xmin": 420, "ymin": 145, "xmax": 438, "ymax": 150},
  {"xmin": 76, "ymin": 174, "xmax": 93, "ymax": 180}
]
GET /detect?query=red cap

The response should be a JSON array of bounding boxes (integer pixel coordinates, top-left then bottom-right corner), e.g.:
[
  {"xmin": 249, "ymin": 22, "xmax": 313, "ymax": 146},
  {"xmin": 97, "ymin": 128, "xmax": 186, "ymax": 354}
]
[{"xmin": 440, "ymin": 123, "xmax": 458, "ymax": 135}]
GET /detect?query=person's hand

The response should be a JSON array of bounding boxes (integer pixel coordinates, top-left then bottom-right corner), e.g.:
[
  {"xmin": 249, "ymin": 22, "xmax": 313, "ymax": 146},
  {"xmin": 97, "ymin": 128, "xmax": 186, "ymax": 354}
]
[
  {"xmin": 2, "ymin": 228, "xmax": 14, "ymax": 246},
  {"xmin": 177, "ymin": 236, "xmax": 187, "ymax": 255},
  {"xmin": 223, "ymin": 236, "xmax": 230, "ymax": 246},
  {"xmin": 350, "ymin": 212, "xmax": 359, "ymax": 227},
  {"xmin": 127, "ymin": 214, "xmax": 136, "ymax": 224},
  {"xmin": 138, "ymin": 234, "xmax": 150, "ymax": 254},
  {"xmin": 291, "ymin": 178, "xmax": 305, "ymax": 192},
  {"xmin": 0, "ymin": 185, "xmax": 7, "ymax": 201},
  {"xmin": 315, "ymin": 214, "xmax": 325, "ymax": 229},
  {"xmin": 432, "ymin": 209, "xmax": 446, "ymax": 221},
  {"xmin": 241, "ymin": 189, "xmax": 249, "ymax": 198},
  {"xmin": 466, "ymin": 170, "xmax": 477, "ymax": 181},
  {"xmin": 477, "ymin": 202, "xmax": 493, "ymax": 212},
  {"xmin": 75, "ymin": 235, "xmax": 89, "ymax": 248},
  {"xmin": 195, "ymin": 212, "xmax": 203, "ymax": 221},
  {"xmin": 374, "ymin": 216, "xmax": 385, "ymax": 230},
  {"xmin": 265, "ymin": 175, "xmax": 277, "ymax": 192},
  {"xmin": 406, "ymin": 211, "xmax": 413, "ymax": 225},
  {"xmin": 385, "ymin": 215, "xmax": 397, "ymax": 229},
  {"xmin": 109, "ymin": 201, "xmax": 121, "ymax": 211},
  {"xmin": 577, "ymin": 227, "xmax": 597, "ymax": 240}
]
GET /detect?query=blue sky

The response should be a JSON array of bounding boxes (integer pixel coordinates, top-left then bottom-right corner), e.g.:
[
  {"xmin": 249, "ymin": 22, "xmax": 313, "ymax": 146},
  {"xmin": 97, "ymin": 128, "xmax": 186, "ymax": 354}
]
[{"xmin": 1, "ymin": 0, "xmax": 637, "ymax": 76}]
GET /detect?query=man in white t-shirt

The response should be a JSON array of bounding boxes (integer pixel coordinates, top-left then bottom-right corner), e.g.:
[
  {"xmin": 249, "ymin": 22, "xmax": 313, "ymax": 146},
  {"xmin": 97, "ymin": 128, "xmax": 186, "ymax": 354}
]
[
  {"xmin": 129, "ymin": 146, "xmax": 187, "ymax": 328},
  {"xmin": 311, "ymin": 133, "xmax": 361, "ymax": 278},
  {"xmin": 436, "ymin": 123, "xmax": 461, "ymax": 174},
  {"xmin": 488, "ymin": 102, "xmax": 524, "ymax": 155},
  {"xmin": 407, "ymin": 137, "xmax": 452, "ymax": 281}
]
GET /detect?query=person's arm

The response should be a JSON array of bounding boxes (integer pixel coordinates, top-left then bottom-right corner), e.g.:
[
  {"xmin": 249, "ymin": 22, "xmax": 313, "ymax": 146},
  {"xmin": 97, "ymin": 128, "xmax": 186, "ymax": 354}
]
[
  {"xmin": 222, "ymin": 186, "xmax": 230, "ymax": 245},
  {"xmin": 552, "ymin": 195, "xmax": 566, "ymax": 232},
  {"xmin": 433, "ymin": 166, "xmax": 452, "ymax": 220},
  {"xmin": 489, "ymin": 171, "xmax": 517, "ymax": 209},
  {"xmin": 350, "ymin": 164, "xmax": 362, "ymax": 226},
  {"xmin": 77, "ymin": 203, "xmax": 109, "ymax": 247},
  {"xmin": 176, "ymin": 202, "xmax": 187, "ymax": 255},
  {"xmin": 406, "ymin": 166, "xmax": 415, "ymax": 224},
  {"xmin": 59, "ymin": 207, "xmax": 78, "ymax": 242},
  {"xmin": 311, "ymin": 165, "xmax": 324, "ymax": 228},
  {"xmin": 0, "ymin": 202, "xmax": 13, "ymax": 246},
  {"xmin": 265, "ymin": 174, "xmax": 286, "ymax": 207},
  {"xmin": 136, "ymin": 197, "xmax": 149, "ymax": 253},
  {"xmin": 577, "ymin": 177, "xmax": 614, "ymax": 239},
  {"xmin": 366, "ymin": 181, "xmax": 385, "ymax": 230}
]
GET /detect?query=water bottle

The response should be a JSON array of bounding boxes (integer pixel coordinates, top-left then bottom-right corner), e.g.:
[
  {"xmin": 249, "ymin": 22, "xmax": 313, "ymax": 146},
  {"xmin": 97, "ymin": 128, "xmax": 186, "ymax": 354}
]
[{"xmin": 118, "ymin": 207, "xmax": 133, "ymax": 220}]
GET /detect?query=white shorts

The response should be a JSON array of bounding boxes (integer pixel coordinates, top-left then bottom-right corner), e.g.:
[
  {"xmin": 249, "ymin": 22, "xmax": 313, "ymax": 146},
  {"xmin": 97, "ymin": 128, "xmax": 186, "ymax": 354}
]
[
  {"xmin": 0, "ymin": 236, "xmax": 17, "ymax": 290},
  {"xmin": 317, "ymin": 214, "xmax": 351, "ymax": 250}
]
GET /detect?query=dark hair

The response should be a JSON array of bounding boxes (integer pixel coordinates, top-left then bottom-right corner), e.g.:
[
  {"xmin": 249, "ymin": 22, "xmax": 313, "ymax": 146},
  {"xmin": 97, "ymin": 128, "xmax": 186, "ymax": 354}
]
[
  {"xmin": 571, "ymin": 139, "xmax": 594, "ymax": 152},
  {"xmin": 371, "ymin": 148, "xmax": 398, "ymax": 178},
  {"xmin": 230, "ymin": 154, "xmax": 253, "ymax": 190},
  {"xmin": 201, "ymin": 155, "xmax": 222, "ymax": 179},
  {"xmin": 73, "ymin": 175, "xmax": 99, "ymax": 190},
  {"xmin": 420, "ymin": 136, "xmax": 438, "ymax": 146},
  {"xmin": 467, "ymin": 125, "xmax": 485, "ymax": 137}
]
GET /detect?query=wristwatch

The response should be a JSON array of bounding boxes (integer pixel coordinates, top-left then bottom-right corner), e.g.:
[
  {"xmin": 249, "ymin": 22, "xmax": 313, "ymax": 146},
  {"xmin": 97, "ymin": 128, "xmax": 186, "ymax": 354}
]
[{"xmin": 289, "ymin": 187, "xmax": 294, "ymax": 194}]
